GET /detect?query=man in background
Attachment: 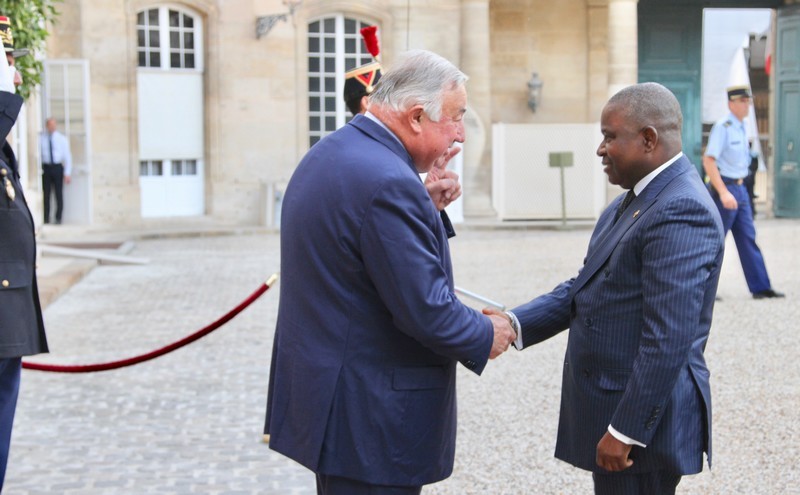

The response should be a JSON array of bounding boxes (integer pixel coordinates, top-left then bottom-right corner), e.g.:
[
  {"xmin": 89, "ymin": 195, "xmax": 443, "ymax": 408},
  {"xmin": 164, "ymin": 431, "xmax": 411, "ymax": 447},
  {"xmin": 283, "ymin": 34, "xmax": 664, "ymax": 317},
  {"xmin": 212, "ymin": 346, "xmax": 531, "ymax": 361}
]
[
  {"xmin": 703, "ymin": 85, "xmax": 784, "ymax": 299},
  {"xmin": 39, "ymin": 117, "xmax": 72, "ymax": 225}
]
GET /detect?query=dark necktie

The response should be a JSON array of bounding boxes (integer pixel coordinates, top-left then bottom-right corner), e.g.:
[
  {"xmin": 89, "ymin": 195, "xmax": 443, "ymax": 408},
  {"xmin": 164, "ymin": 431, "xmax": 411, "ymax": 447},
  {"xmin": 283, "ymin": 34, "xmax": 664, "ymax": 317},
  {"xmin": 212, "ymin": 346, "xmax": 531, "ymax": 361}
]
[
  {"xmin": 614, "ymin": 190, "xmax": 636, "ymax": 223},
  {"xmin": 49, "ymin": 134, "xmax": 54, "ymax": 164}
]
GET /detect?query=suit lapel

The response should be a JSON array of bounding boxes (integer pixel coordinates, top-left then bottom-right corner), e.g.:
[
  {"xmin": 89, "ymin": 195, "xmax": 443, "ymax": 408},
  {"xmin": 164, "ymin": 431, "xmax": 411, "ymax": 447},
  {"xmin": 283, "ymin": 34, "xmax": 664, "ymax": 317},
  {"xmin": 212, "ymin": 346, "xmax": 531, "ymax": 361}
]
[{"xmin": 570, "ymin": 156, "xmax": 693, "ymax": 296}]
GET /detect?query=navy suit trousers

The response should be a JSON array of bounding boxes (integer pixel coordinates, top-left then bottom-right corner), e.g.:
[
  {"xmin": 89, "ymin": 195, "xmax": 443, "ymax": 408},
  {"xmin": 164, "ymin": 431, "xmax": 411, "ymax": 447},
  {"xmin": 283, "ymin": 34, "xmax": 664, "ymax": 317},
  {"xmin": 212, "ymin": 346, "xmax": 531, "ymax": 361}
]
[
  {"xmin": 593, "ymin": 470, "xmax": 681, "ymax": 495},
  {"xmin": 316, "ymin": 474, "xmax": 421, "ymax": 495}
]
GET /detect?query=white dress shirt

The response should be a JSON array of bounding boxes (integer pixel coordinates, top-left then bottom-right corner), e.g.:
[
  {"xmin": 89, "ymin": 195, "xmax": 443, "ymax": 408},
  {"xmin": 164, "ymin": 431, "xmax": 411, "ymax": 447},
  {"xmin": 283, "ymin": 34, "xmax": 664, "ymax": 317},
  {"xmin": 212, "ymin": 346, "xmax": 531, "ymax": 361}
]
[{"xmin": 40, "ymin": 130, "xmax": 73, "ymax": 176}]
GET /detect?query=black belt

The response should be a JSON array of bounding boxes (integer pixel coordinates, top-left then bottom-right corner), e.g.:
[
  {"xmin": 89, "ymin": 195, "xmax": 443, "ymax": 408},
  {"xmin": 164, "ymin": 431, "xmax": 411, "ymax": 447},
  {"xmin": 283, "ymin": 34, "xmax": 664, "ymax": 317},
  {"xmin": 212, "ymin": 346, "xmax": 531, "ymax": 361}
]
[
  {"xmin": 42, "ymin": 163, "xmax": 62, "ymax": 167},
  {"xmin": 721, "ymin": 176, "xmax": 745, "ymax": 185}
]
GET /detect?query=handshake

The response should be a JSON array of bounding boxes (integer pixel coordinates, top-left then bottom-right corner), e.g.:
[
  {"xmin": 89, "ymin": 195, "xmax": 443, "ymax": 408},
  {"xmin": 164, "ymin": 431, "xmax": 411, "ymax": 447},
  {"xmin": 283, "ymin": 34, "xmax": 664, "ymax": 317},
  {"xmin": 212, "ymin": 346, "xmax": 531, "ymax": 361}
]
[{"xmin": 483, "ymin": 307, "xmax": 518, "ymax": 359}]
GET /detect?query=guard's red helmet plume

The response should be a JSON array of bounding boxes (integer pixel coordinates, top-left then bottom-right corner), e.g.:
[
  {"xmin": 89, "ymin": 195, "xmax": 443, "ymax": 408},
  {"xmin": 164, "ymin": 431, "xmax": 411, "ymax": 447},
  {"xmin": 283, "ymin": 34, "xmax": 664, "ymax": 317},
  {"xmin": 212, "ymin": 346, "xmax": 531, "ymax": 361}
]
[{"xmin": 360, "ymin": 25, "xmax": 380, "ymax": 58}]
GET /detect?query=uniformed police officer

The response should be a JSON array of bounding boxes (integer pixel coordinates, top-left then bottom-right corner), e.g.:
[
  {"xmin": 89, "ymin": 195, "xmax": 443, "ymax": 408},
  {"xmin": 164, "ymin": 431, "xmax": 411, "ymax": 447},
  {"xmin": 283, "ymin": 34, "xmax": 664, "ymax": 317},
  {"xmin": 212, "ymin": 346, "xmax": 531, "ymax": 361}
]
[
  {"xmin": 0, "ymin": 16, "xmax": 49, "ymax": 489},
  {"xmin": 703, "ymin": 85, "xmax": 784, "ymax": 299}
]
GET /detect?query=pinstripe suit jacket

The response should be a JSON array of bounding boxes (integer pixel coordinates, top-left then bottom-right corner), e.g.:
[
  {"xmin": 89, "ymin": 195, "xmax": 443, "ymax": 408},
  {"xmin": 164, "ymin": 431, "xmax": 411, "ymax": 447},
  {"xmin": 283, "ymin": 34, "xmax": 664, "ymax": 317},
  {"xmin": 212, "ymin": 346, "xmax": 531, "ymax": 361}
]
[{"xmin": 513, "ymin": 156, "xmax": 724, "ymax": 475}]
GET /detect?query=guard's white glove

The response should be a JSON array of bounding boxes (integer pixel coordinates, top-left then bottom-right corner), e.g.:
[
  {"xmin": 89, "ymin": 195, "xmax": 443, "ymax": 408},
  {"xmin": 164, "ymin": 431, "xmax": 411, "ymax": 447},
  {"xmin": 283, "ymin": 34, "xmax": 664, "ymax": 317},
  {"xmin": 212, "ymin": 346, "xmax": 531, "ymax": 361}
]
[{"xmin": 0, "ymin": 54, "xmax": 16, "ymax": 94}]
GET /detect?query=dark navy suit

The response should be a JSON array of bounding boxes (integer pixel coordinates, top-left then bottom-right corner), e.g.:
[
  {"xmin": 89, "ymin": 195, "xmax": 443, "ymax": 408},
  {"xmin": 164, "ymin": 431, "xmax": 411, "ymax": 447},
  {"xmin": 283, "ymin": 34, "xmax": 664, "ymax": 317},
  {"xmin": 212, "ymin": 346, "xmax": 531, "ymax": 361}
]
[
  {"xmin": 265, "ymin": 114, "xmax": 492, "ymax": 488},
  {"xmin": 0, "ymin": 91, "xmax": 49, "ymax": 489},
  {"xmin": 513, "ymin": 156, "xmax": 724, "ymax": 481}
]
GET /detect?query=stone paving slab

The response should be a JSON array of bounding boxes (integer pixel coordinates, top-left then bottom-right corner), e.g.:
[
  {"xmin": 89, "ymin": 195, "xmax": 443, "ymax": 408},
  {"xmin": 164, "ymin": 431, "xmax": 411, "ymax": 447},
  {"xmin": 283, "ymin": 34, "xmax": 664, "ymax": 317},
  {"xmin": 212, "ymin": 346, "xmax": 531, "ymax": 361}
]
[{"xmin": 7, "ymin": 219, "xmax": 800, "ymax": 494}]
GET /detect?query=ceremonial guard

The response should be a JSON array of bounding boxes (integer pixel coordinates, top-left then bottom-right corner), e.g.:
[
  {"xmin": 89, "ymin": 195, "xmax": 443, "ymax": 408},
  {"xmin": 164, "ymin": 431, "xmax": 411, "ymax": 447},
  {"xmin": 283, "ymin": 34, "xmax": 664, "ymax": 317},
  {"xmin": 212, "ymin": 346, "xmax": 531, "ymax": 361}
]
[
  {"xmin": 343, "ymin": 60, "xmax": 382, "ymax": 116},
  {"xmin": 0, "ymin": 16, "xmax": 49, "ymax": 490},
  {"xmin": 343, "ymin": 26, "xmax": 382, "ymax": 116}
]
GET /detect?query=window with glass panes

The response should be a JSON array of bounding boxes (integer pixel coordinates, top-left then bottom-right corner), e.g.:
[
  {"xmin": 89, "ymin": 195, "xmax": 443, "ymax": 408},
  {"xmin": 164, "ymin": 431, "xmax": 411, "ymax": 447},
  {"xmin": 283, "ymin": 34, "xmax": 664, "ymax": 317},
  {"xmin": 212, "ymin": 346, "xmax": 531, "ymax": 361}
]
[
  {"xmin": 137, "ymin": 9, "xmax": 161, "ymax": 68},
  {"xmin": 168, "ymin": 10, "xmax": 196, "ymax": 69},
  {"xmin": 307, "ymin": 16, "xmax": 375, "ymax": 147},
  {"xmin": 137, "ymin": 7, "xmax": 199, "ymax": 70},
  {"xmin": 139, "ymin": 159, "xmax": 198, "ymax": 177},
  {"xmin": 140, "ymin": 160, "xmax": 163, "ymax": 176}
]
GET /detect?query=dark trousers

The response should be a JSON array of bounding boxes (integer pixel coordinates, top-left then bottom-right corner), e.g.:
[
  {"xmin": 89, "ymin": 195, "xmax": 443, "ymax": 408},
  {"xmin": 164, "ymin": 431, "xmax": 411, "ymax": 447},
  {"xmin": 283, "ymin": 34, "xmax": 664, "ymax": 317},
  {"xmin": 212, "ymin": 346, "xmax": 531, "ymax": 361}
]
[
  {"xmin": 42, "ymin": 164, "xmax": 64, "ymax": 223},
  {"xmin": 712, "ymin": 182, "xmax": 772, "ymax": 294},
  {"xmin": 593, "ymin": 470, "xmax": 681, "ymax": 495},
  {"xmin": 0, "ymin": 358, "xmax": 21, "ymax": 492},
  {"xmin": 316, "ymin": 474, "xmax": 422, "ymax": 495}
]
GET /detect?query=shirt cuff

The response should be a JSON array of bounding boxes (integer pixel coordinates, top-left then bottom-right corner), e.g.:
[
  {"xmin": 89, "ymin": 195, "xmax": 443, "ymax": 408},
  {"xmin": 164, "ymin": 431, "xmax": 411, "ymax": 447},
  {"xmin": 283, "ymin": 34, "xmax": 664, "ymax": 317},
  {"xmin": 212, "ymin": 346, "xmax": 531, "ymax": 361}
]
[
  {"xmin": 608, "ymin": 425, "xmax": 646, "ymax": 448},
  {"xmin": 505, "ymin": 311, "xmax": 523, "ymax": 350}
]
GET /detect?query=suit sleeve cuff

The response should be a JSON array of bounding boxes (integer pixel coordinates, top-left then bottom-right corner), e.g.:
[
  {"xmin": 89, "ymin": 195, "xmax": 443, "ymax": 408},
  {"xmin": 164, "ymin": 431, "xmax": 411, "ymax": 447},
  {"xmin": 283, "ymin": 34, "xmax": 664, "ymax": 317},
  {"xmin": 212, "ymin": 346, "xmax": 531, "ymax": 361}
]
[
  {"xmin": 505, "ymin": 311, "xmax": 523, "ymax": 350},
  {"xmin": 608, "ymin": 425, "xmax": 646, "ymax": 448}
]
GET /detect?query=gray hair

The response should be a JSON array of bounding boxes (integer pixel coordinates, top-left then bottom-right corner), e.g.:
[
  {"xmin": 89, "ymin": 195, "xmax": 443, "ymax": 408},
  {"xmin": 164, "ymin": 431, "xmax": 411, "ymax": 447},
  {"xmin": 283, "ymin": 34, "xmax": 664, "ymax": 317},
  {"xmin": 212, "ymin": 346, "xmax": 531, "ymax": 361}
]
[
  {"xmin": 369, "ymin": 49, "xmax": 468, "ymax": 122},
  {"xmin": 608, "ymin": 82, "xmax": 683, "ymax": 137}
]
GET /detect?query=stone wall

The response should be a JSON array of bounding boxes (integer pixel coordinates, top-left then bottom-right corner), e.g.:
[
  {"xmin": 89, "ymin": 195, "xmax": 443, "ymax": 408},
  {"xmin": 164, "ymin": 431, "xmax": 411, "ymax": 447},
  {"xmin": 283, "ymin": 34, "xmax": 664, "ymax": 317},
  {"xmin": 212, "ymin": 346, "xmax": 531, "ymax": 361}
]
[{"xmin": 40, "ymin": 0, "xmax": 621, "ymax": 226}]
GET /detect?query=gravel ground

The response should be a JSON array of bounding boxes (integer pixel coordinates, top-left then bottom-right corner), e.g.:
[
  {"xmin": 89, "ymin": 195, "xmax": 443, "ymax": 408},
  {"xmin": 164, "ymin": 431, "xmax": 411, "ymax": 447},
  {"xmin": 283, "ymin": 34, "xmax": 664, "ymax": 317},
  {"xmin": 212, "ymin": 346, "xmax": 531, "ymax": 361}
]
[{"xmin": 6, "ymin": 218, "xmax": 799, "ymax": 494}]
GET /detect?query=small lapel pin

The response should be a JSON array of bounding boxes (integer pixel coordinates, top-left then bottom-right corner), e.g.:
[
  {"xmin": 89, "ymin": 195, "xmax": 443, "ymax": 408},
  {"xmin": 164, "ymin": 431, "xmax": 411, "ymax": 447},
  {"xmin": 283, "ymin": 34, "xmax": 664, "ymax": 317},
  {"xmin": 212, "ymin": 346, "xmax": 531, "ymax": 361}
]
[{"xmin": 632, "ymin": 210, "xmax": 640, "ymax": 218}]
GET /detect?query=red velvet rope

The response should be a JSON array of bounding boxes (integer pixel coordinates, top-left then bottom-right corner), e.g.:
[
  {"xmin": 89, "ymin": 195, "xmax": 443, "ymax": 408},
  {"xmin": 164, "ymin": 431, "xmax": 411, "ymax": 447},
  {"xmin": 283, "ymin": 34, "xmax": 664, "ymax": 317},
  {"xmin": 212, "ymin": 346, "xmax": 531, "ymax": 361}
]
[{"xmin": 22, "ymin": 275, "xmax": 277, "ymax": 373}]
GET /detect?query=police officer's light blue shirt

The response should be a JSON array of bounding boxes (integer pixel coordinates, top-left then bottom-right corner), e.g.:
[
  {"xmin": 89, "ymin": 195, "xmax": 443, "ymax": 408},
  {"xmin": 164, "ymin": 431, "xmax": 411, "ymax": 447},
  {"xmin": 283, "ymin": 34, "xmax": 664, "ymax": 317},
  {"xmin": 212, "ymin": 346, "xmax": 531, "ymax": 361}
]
[
  {"xmin": 704, "ymin": 111, "xmax": 749, "ymax": 179},
  {"xmin": 39, "ymin": 130, "xmax": 72, "ymax": 176}
]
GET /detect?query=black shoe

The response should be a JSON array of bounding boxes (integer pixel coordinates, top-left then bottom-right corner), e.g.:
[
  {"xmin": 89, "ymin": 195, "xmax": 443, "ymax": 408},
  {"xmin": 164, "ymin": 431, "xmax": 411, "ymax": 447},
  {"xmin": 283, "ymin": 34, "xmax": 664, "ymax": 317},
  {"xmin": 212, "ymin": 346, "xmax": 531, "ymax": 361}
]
[
  {"xmin": 54, "ymin": 219, "xmax": 62, "ymax": 225},
  {"xmin": 753, "ymin": 289, "xmax": 785, "ymax": 299}
]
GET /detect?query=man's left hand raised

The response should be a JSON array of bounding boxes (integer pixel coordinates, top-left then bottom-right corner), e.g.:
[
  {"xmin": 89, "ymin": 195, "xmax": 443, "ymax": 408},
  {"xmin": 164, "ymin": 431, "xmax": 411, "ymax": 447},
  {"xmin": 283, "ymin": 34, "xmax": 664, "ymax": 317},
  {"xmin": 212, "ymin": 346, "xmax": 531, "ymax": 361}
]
[{"xmin": 425, "ymin": 147, "xmax": 462, "ymax": 211}]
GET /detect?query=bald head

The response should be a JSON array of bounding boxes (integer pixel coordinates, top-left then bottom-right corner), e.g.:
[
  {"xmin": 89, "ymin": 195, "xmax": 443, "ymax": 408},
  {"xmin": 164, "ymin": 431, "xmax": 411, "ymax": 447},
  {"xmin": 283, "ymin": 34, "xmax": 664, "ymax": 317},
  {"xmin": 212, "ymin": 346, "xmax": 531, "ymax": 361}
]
[
  {"xmin": 607, "ymin": 82, "xmax": 683, "ymax": 157},
  {"xmin": 597, "ymin": 83, "xmax": 687, "ymax": 189}
]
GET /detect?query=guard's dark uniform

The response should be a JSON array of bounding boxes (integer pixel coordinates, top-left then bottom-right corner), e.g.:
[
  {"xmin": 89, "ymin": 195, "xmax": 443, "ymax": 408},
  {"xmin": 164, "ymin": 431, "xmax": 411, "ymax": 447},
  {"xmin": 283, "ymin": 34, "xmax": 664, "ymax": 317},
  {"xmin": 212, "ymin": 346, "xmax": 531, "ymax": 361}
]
[{"xmin": 0, "ymin": 90, "xmax": 48, "ymax": 488}]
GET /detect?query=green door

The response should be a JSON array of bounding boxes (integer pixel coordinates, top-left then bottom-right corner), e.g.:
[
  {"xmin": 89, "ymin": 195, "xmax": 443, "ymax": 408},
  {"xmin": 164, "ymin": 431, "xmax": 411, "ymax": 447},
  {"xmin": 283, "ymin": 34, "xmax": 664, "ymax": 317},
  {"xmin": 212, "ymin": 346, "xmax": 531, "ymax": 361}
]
[
  {"xmin": 638, "ymin": 2, "xmax": 704, "ymax": 172},
  {"xmin": 775, "ymin": 5, "xmax": 800, "ymax": 217}
]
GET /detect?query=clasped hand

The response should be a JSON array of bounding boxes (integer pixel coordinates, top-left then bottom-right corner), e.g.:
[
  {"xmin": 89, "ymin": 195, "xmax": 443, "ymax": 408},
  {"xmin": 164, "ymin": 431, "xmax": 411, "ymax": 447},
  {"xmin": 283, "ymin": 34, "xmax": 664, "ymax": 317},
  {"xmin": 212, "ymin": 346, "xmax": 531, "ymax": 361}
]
[{"xmin": 482, "ymin": 307, "xmax": 516, "ymax": 359}]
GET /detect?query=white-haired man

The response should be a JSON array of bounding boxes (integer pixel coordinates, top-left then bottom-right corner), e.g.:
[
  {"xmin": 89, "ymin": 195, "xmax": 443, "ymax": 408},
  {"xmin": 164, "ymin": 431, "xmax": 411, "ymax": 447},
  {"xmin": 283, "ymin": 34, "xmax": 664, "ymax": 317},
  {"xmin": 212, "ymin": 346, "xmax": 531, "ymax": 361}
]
[{"xmin": 264, "ymin": 50, "xmax": 516, "ymax": 495}]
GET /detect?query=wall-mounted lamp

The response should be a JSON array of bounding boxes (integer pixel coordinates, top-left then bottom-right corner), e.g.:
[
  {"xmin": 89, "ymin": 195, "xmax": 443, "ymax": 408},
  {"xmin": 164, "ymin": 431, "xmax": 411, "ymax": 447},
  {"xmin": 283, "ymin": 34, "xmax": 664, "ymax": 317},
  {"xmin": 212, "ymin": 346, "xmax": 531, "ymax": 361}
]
[
  {"xmin": 527, "ymin": 72, "xmax": 543, "ymax": 113},
  {"xmin": 256, "ymin": 0, "xmax": 303, "ymax": 39}
]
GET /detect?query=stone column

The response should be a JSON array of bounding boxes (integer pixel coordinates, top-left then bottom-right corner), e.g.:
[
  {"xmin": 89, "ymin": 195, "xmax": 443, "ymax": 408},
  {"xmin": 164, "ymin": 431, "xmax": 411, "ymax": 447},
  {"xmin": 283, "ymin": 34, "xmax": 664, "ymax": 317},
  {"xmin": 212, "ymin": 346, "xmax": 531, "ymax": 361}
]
[
  {"xmin": 587, "ymin": 0, "xmax": 608, "ymax": 120},
  {"xmin": 607, "ymin": 0, "xmax": 638, "ymax": 98},
  {"xmin": 605, "ymin": 0, "xmax": 638, "ymax": 203},
  {"xmin": 460, "ymin": 0, "xmax": 495, "ymax": 217}
]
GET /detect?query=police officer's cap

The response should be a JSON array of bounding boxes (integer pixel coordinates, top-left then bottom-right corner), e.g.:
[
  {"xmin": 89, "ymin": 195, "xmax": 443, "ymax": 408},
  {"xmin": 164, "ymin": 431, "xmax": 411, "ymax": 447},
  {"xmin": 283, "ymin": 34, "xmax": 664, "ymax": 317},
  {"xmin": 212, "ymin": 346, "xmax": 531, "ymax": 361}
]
[{"xmin": 726, "ymin": 85, "xmax": 751, "ymax": 101}]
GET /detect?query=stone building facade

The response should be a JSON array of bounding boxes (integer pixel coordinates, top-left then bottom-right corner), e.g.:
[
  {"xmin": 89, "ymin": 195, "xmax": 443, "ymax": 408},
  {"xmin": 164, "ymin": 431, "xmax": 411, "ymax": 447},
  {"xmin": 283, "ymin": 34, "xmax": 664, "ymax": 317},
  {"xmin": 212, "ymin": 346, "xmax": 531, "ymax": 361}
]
[{"xmin": 19, "ymin": 0, "xmax": 646, "ymax": 227}]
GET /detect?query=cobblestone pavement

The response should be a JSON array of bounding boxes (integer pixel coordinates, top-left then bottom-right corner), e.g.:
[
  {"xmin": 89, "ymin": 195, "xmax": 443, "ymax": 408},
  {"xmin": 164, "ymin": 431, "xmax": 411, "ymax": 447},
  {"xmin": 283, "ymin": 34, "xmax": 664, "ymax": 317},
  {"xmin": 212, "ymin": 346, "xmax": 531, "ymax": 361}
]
[{"xmin": 6, "ymin": 219, "xmax": 800, "ymax": 494}]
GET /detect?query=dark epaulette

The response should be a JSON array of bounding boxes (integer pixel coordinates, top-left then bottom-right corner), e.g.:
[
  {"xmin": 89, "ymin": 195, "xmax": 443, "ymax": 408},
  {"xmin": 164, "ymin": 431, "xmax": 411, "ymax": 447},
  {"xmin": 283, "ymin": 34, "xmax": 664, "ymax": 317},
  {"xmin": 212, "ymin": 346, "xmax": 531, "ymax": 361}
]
[{"xmin": 723, "ymin": 120, "xmax": 732, "ymax": 127}]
